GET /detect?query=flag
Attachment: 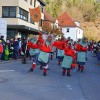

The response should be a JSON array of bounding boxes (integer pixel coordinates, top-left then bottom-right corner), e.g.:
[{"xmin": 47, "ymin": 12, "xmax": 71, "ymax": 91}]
[{"xmin": 29, "ymin": 6, "xmax": 41, "ymax": 23}]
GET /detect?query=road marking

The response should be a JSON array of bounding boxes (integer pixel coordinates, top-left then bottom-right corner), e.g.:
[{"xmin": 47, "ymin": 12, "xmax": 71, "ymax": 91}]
[{"xmin": 0, "ymin": 70, "xmax": 15, "ymax": 72}]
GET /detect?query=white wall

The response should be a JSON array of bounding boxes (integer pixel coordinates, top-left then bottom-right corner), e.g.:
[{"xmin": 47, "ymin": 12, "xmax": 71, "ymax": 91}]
[
  {"xmin": 76, "ymin": 27, "xmax": 83, "ymax": 41},
  {"xmin": 62, "ymin": 27, "xmax": 76, "ymax": 41},
  {"xmin": 0, "ymin": 18, "xmax": 7, "ymax": 41},
  {"xmin": 62, "ymin": 27, "xmax": 83, "ymax": 41}
]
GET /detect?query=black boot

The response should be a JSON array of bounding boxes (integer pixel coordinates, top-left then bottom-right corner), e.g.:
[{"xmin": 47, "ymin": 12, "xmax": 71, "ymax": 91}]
[
  {"xmin": 29, "ymin": 68, "xmax": 33, "ymax": 72},
  {"xmin": 67, "ymin": 69, "xmax": 71, "ymax": 77},
  {"xmin": 43, "ymin": 73, "xmax": 47, "ymax": 76},
  {"xmin": 40, "ymin": 66, "xmax": 43, "ymax": 70},
  {"xmin": 62, "ymin": 68, "xmax": 66, "ymax": 76},
  {"xmin": 81, "ymin": 66, "xmax": 84, "ymax": 72},
  {"xmin": 77, "ymin": 65, "xmax": 81, "ymax": 71}
]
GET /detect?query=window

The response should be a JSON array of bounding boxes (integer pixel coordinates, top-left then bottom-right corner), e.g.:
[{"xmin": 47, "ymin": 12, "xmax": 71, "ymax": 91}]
[
  {"xmin": 7, "ymin": 30, "xmax": 16, "ymax": 38},
  {"xmin": 30, "ymin": 17, "xmax": 34, "ymax": 24},
  {"xmin": 24, "ymin": 0, "xmax": 27, "ymax": 2},
  {"xmin": 18, "ymin": 8, "xmax": 28, "ymax": 21},
  {"xmin": 67, "ymin": 28, "xmax": 70, "ymax": 32},
  {"xmin": 34, "ymin": 0, "xmax": 36, "ymax": 7},
  {"xmin": 39, "ymin": 19, "xmax": 42, "ymax": 27},
  {"xmin": 2, "ymin": 7, "xmax": 16, "ymax": 18},
  {"xmin": 30, "ymin": 0, "xmax": 33, "ymax": 5},
  {"xmin": 40, "ymin": 6, "xmax": 43, "ymax": 13}
]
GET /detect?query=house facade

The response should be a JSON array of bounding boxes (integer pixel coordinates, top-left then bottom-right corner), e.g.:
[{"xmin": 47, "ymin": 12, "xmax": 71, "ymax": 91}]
[
  {"xmin": 42, "ymin": 10, "xmax": 55, "ymax": 34},
  {"xmin": 0, "ymin": 0, "xmax": 46, "ymax": 39},
  {"xmin": 58, "ymin": 12, "xmax": 83, "ymax": 41}
]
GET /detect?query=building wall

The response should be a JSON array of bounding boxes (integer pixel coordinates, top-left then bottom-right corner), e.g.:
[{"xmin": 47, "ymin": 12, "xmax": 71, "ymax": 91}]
[
  {"xmin": 0, "ymin": 18, "xmax": 7, "ymax": 40},
  {"xmin": 76, "ymin": 27, "xmax": 83, "ymax": 40},
  {"xmin": 0, "ymin": 0, "xmax": 44, "ymax": 30},
  {"xmin": 62, "ymin": 27, "xmax": 83, "ymax": 41},
  {"xmin": 0, "ymin": 0, "xmax": 19, "ymax": 17}
]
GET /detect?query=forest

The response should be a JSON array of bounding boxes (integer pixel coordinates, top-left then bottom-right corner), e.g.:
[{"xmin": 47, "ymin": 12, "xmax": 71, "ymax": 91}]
[{"xmin": 44, "ymin": 0, "xmax": 100, "ymax": 41}]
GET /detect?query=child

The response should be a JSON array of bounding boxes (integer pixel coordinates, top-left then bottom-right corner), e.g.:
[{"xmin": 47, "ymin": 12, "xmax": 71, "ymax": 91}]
[{"xmin": 4, "ymin": 45, "xmax": 9, "ymax": 60}]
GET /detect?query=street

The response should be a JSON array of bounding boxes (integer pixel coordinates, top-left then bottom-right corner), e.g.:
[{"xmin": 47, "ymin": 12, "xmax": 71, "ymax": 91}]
[{"xmin": 0, "ymin": 52, "xmax": 100, "ymax": 100}]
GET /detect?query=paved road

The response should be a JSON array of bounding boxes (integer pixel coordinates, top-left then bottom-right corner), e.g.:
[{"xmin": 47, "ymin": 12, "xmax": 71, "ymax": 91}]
[{"xmin": 0, "ymin": 52, "xmax": 100, "ymax": 100}]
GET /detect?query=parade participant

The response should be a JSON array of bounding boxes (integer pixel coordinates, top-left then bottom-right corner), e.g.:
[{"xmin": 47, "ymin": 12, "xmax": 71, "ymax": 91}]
[
  {"xmin": 53, "ymin": 36, "xmax": 65, "ymax": 65},
  {"xmin": 29, "ymin": 34, "xmax": 53, "ymax": 76},
  {"xmin": 50, "ymin": 47, "xmax": 56, "ymax": 60},
  {"xmin": 28, "ymin": 35, "xmax": 40, "ymax": 69},
  {"xmin": 76, "ymin": 37, "xmax": 88, "ymax": 72},
  {"xmin": 50, "ymin": 43, "xmax": 56, "ymax": 60},
  {"xmin": 0, "ymin": 40, "xmax": 3, "ymax": 62},
  {"xmin": 61, "ymin": 43, "xmax": 76, "ymax": 76}
]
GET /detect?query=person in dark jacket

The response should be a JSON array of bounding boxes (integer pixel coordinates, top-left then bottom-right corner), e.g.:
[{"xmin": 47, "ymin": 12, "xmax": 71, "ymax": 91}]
[{"xmin": 13, "ymin": 38, "xmax": 19, "ymax": 59}]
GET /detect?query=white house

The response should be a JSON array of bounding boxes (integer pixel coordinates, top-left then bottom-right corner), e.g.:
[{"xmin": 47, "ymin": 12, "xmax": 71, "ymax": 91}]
[{"xmin": 57, "ymin": 12, "xmax": 83, "ymax": 41}]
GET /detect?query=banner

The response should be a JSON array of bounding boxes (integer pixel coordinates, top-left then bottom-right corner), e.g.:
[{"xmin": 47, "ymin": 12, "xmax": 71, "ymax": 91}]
[{"xmin": 29, "ymin": 6, "xmax": 41, "ymax": 23}]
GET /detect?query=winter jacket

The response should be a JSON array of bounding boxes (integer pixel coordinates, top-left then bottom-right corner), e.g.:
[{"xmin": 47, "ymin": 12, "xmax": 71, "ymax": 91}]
[
  {"xmin": 53, "ymin": 41, "xmax": 65, "ymax": 50},
  {"xmin": 0, "ymin": 43, "xmax": 3, "ymax": 53},
  {"xmin": 75, "ymin": 44, "xmax": 87, "ymax": 52},
  {"xmin": 64, "ymin": 46, "xmax": 76, "ymax": 60},
  {"xmin": 39, "ymin": 41, "xmax": 52, "ymax": 53}
]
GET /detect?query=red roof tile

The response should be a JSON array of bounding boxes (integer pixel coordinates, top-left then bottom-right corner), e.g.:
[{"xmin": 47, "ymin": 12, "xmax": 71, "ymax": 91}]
[
  {"xmin": 58, "ymin": 12, "xmax": 77, "ymax": 27},
  {"xmin": 43, "ymin": 10, "xmax": 55, "ymax": 23}
]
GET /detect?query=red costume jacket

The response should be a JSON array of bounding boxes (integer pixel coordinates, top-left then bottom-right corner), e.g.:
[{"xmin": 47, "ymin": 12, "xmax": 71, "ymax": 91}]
[
  {"xmin": 75, "ymin": 44, "xmax": 87, "ymax": 52},
  {"xmin": 39, "ymin": 42, "xmax": 52, "ymax": 53},
  {"xmin": 64, "ymin": 46, "xmax": 76, "ymax": 60},
  {"xmin": 0, "ymin": 44, "xmax": 3, "ymax": 53},
  {"xmin": 53, "ymin": 41, "xmax": 65, "ymax": 50}
]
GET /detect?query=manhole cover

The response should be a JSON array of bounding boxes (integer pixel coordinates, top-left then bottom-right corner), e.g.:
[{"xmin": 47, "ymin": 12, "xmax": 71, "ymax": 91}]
[{"xmin": 0, "ymin": 78, "xmax": 8, "ymax": 83}]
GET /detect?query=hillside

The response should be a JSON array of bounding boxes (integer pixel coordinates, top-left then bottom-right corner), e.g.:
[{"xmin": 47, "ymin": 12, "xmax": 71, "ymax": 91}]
[{"xmin": 44, "ymin": 0, "xmax": 100, "ymax": 41}]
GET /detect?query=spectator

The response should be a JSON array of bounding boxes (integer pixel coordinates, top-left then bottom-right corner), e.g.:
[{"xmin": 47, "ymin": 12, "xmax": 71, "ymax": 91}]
[
  {"xmin": 13, "ymin": 38, "xmax": 19, "ymax": 59},
  {"xmin": 0, "ymin": 35, "xmax": 6, "ymax": 60},
  {"xmin": 21, "ymin": 37, "xmax": 26, "ymax": 54},
  {"xmin": 97, "ymin": 41, "xmax": 100, "ymax": 61}
]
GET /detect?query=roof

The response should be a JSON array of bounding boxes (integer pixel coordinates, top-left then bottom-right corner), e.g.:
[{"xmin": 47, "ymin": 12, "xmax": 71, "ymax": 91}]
[
  {"xmin": 57, "ymin": 12, "xmax": 77, "ymax": 27},
  {"xmin": 38, "ymin": 0, "xmax": 46, "ymax": 6},
  {"xmin": 43, "ymin": 10, "xmax": 55, "ymax": 23}
]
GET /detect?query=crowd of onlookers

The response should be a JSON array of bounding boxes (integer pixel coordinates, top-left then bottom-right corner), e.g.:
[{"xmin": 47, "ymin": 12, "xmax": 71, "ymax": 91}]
[
  {"xmin": 0, "ymin": 35, "xmax": 28, "ymax": 62},
  {"xmin": 88, "ymin": 40, "xmax": 100, "ymax": 61},
  {"xmin": 0, "ymin": 35, "xmax": 100, "ymax": 63}
]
